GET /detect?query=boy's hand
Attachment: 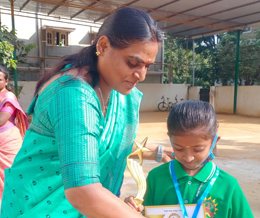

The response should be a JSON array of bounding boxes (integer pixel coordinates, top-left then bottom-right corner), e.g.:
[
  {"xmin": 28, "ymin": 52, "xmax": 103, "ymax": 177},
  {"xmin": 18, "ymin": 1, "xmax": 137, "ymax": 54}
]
[{"xmin": 124, "ymin": 196, "xmax": 144, "ymax": 212}]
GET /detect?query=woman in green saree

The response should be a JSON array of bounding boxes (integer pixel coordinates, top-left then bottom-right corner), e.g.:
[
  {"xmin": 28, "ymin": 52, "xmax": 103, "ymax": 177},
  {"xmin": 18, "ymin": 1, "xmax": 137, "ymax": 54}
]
[{"xmin": 1, "ymin": 7, "xmax": 172, "ymax": 218}]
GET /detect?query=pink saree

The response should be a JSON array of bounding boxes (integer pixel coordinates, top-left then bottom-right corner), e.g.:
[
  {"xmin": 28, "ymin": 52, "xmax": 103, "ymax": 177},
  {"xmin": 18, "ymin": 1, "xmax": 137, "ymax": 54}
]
[{"xmin": 0, "ymin": 91, "xmax": 28, "ymax": 201}]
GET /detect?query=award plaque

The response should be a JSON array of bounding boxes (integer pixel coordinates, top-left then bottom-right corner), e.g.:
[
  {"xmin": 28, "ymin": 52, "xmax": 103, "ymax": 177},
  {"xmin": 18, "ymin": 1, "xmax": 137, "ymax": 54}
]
[
  {"xmin": 126, "ymin": 137, "xmax": 152, "ymax": 207},
  {"xmin": 145, "ymin": 204, "xmax": 206, "ymax": 218}
]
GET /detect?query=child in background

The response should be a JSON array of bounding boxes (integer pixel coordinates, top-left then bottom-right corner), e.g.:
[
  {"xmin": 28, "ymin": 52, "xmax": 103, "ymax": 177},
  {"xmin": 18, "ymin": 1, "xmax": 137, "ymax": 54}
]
[{"xmin": 125, "ymin": 100, "xmax": 254, "ymax": 218}]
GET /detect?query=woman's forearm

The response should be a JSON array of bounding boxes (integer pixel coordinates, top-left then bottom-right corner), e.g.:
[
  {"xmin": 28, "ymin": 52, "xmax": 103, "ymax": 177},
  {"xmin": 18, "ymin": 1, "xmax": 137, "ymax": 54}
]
[{"xmin": 65, "ymin": 183, "xmax": 144, "ymax": 218}]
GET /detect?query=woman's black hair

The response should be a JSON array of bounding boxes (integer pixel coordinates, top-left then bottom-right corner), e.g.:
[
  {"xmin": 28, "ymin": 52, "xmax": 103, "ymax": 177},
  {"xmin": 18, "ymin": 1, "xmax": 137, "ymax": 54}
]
[
  {"xmin": 34, "ymin": 7, "xmax": 163, "ymax": 95},
  {"xmin": 0, "ymin": 65, "xmax": 12, "ymax": 91},
  {"xmin": 167, "ymin": 100, "xmax": 218, "ymax": 139}
]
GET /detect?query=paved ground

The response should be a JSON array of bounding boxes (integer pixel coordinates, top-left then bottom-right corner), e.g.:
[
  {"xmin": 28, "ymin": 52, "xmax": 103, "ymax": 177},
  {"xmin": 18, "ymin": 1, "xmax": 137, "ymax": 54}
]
[{"xmin": 120, "ymin": 112, "xmax": 260, "ymax": 217}]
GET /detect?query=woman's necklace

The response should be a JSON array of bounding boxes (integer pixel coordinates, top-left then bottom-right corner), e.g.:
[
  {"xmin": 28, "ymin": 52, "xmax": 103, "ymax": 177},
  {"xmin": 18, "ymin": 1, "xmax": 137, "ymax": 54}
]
[{"xmin": 98, "ymin": 87, "xmax": 110, "ymax": 116}]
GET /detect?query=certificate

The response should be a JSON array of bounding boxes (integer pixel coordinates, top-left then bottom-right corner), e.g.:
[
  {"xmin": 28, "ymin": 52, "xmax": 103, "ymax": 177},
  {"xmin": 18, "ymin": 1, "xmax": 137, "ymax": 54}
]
[{"xmin": 145, "ymin": 204, "xmax": 206, "ymax": 218}]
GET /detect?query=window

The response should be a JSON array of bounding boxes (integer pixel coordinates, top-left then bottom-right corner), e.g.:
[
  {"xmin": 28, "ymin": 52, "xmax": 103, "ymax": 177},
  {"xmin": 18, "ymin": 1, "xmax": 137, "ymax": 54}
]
[
  {"xmin": 242, "ymin": 27, "xmax": 252, "ymax": 34},
  {"xmin": 89, "ymin": 26, "xmax": 98, "ymax": 44},
  {"xmin": 43, "ymin": 26, "xmax": 75, "ymax": 46},
  {"xmin": 46, "ymin": 29, "xmax": 68, "ymax": 46},
  {"xmin": 61, "ymin": 33, "xmax": 66, "ymax": 46},
  {"xmin": 47, "ymin": 32, "xmax": 53, "ymax": 45},
  {"xmin": 56, "ymin": 32, "xmax": 60, "ymax": 45}
]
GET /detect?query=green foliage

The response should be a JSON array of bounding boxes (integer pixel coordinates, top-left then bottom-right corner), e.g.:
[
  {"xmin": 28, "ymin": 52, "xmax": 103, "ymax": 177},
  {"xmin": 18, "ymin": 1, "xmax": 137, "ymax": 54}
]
[
  {"xmin": 238, "ymin": 31, "xmax": 260, "ymax": 85},
  {"xmin": 164, "ymin": 28, "xmax": 260, "ymax": 87},
  {"xmin": 0, "ymin": 25, "xmax": 36, "ymax": 97},
  {"xmin": 213, "ymin": 32, "xmax": 237, "ymax": 85},
  {"xmin": 164, "ymin": 38, "xmax": 189, "ymax": 84},
  {"xmin": 0, "ymin": 41, "xmax": 17, "ymax": 69},
  {"xmin": 214, "ymin": 30, "xmax": 260, "ymax": 85},
  {"xmin": 163, "ymin": 36, "xmax": 215, "ymax": 88},
  {"xmin": 0, "ymin": 25, "xmax": 36, "ymax": 71}
]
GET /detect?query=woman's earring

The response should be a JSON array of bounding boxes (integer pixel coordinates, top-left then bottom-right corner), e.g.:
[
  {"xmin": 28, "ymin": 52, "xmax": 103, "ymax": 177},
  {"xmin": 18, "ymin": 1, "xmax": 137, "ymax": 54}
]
[
  {"xmin": 172, "ymin": 152, "xmax": 175, "ymax": 157},
  {"xmin": 96, "ymin": 51, "xmax": 100, "ymax": 56}
]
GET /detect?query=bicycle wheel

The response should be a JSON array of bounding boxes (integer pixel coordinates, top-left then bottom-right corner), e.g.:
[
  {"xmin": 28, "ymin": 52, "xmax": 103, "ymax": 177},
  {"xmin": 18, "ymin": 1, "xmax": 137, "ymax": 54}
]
[
  {"xmin": 158, "ymin": 102, "xmax": 168, "ymax": 111},
  {"xmin": 168, "ymin": 102, "xmax": 175, "ymax": 109}
]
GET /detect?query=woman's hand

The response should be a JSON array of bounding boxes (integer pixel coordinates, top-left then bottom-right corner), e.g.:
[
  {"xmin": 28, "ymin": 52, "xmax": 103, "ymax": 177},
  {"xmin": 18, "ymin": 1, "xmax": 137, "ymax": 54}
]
[
  {"xmin": 124, "ymin": 196, "xmax": 144, "ymax": 212},
  {"xmin": 65, "ymin": 183, "xmax": 145, "ymax": 218}
]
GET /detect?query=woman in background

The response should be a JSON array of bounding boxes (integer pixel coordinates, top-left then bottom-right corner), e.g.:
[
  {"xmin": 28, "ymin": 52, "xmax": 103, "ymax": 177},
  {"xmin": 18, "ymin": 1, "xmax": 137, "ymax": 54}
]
[{"xmin": 0, "ymin": 65, "xmax": 28, "ymax": 204}]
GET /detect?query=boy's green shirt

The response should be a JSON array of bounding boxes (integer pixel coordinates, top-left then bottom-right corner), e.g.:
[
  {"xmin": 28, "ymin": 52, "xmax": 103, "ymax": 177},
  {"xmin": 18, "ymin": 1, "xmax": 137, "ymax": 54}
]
[{"xmin": 143, "ymin": 160, "xmax": 254, "ymax": 218}]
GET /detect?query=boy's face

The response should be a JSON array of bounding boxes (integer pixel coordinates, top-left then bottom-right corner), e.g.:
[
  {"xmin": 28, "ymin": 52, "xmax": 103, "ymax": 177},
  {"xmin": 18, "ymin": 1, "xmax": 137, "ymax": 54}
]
[{"xmin": 169, "ymin": 134, "xmax": 220, "ymax": 174}]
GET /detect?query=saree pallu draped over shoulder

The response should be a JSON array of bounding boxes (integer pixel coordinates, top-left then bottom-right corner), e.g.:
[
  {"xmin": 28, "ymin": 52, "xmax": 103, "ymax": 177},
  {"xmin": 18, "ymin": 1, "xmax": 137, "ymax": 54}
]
[
  {"xmin": 1, "ymin": 77, "xmax": 142, "ymax": 218},
  {"xmin": 0, "ymin": 91, "xmax": 28, "ymax": 205},
  {"xmin": 0, "ymin": 91, "xmax": 28, "ymax": 137}
]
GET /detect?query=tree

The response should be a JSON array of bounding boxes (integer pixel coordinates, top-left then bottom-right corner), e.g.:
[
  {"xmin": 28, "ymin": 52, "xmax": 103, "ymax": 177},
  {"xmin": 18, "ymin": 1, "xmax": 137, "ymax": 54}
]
[
  {"xmin": 163, "ymin": 28, "xmax": 260, "ymax": 87},
  {"xmin": 213, "ymin": 32, "xmax": 237, "ymax": 85},
  {"xmin": 0, "ymin": 40, "xmax": 17, "ymax": 69},
  {"xmin": 214, "ymin": 29, "xmax": 260, "ymax": 85},
  {"xmin": 163, "ymin": 36, "xmax": 215, "ymax": 87},
  {"xmin": 0, "ymin": 25, "xmax": 36, "ymax": 96},
  {"xmin": 0, "ymin": 25, "xmax": 36, "ymax": 71},
  {"xmin": 163, "ymin": 36, "xmax": 192, "ymax": 84},
  {"xmin": 238, "ymin": 30, "xmax": 260, "ymax": 85}
]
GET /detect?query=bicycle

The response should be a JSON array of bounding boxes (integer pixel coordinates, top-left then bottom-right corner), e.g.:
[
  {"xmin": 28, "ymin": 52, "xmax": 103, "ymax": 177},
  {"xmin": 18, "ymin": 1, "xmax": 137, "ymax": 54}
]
[
  {"xmin": 174, "ymin": 94, "xmax": 184, "ymax": 104},
  {"xmin": 158, "ymin": 95, "xmax": 184, "ymax": 111},
  {"xmin": 158, "ymin": 95, "xmax": 174, "ymax": 111}
]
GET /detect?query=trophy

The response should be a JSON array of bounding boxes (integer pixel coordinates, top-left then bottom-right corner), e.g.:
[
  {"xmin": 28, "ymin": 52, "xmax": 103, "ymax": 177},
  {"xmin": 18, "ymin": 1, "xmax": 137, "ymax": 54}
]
[{"xmin": 126, "ymin": 137, "xmax": 152, "ymax": 207}]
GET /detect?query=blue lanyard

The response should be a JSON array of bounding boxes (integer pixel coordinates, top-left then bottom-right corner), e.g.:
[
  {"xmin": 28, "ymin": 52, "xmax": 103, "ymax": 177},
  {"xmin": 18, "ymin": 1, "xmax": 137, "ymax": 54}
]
[
  {"xmin": 201, "ymin": 134, "xmax": 218, "ymax": 166},
  {"xmin": 170, "ymin": 160, "xmax": 219, "ymax": 218}
]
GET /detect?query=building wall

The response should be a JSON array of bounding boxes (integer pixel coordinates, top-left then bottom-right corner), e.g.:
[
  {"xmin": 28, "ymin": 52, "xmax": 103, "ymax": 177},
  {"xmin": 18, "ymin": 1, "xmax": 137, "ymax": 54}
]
[
  {"xmin": 141, "ymin": 72, "xmax": 164, "ymax": 84},
  {"xmin": 136, "ymin": 83, "xmax": 188, "ymax": 112},
  {"xmin": 210, "ymin": 86, "xmax": 260, "ymax": 117},
  {"xmin": 237, "ymin": 86, "xmax": 260, "ymax": 117},
  {"xmin": 13, "ymin": 81, "xmax": 188, "ymax": 112},
  {"xmin": 188, "ymin": 86, "xmax": 202, "ymax": 100},
  {"xmin": 1, "ymin": 12, "xmax": 164, "ymax": 82},
  {"xmin": 11, "ymin": 81, "xmax": 37, "ymax": 112},
  {"xmin": 13, "ymin": 81, "xmax": 260, "ymax": 116},
  {"xmin": 2, "ymin": 13, "xmax": 100, "ymax": 66},
  {"xmin": 141, "ymin": 74, "xmax": 161, "ymax": 84},
  {"xmin": 211, "ymin": 86, "xmax": 234, "ymax": 114}
]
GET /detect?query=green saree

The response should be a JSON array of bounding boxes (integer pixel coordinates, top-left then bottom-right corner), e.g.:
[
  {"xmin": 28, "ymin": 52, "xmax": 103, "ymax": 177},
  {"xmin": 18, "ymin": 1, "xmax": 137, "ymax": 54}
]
[{"xmin": 1, "ymin": 75, "xmax": 142, "ymax": 217}]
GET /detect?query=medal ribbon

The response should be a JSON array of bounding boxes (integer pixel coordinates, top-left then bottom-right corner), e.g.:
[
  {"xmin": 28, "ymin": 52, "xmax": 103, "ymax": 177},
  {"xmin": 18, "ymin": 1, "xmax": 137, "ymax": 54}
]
[{"xmin": 170, "ymin": 160, "xmax": 219, "ymax": 218}]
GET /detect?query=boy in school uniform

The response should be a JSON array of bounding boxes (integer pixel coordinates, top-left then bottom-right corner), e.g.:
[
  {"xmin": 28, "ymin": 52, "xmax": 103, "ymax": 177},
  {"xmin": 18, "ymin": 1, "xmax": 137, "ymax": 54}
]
[
  {"xmin": 144, "ymin": 156, "xmax": 252, "ymax": 217},
  {"xmin": 125, "ymin": 100, "xmax": 254, "ymax": 218}
]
